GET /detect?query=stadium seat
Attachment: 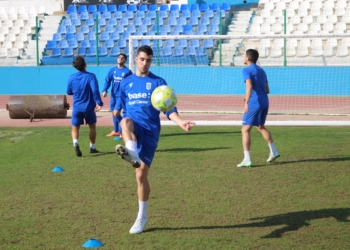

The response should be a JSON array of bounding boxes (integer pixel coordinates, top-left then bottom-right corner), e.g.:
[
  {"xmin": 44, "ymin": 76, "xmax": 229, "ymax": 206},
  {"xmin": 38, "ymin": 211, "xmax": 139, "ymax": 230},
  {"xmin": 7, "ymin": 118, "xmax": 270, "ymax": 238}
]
[
  {"xmin": 88, "ymin": 5, "xmax": 98, "ymax": 14},
  {"xmin": 170, "ymin": 10, "xmax": 180, "ymax": 18},
  {"xmin": 46, "ymin": 40, "xmax": 57, "ymax": 50},
  {"xmin": 99, "ymin": 47, "xmax": 108, "ymax": 57},
  {"xmin": 104, "ymin": 39, "xmax": 114, "ymax": 49},
  {"xmin": 125, "ymin": 11, "xmax": 134, "ymax": 20},
  {"xmin": 183, "ymin": 25, "xmax": 193, "ymax": 33},
  {"xmin": 211, "ymin": 3, "xmax": 220, "ymax": 12},
  {"xmin": 67, "ymin": 25, "xmax": 76, "ymax": 34},
  {"xmin": 2, "ymin": 41, "xmax": 13, "ymax": 50},
  {"xmin": 190, "ymin": 4, "xmax": 199, "ymax": 12},
  {"xmin": 177, "ymin": 39, "xmax": 187, "ymax": 48},
  {"xmin": 173, "ymin": 24, "xmax": 184, "ymax": 34},
  {"xmin": 108, "ymin": 5, "xmax": 117, "ymax": 13},
  {"xmin": 141, "ymin": 39, "xmax": 151, "ymax": 46},
  {"xmin": 341, "ymin": 37, "xmax": 350, "ymax": 47},
  {"xmin": 221, "ymin": 3, "xmax": 231, "ymax": 12},
  {"xmin": 75, "ymin": 32, "xmax": 84, "ymax": 42},
  {"xmin": 50, "ymin": 48, "xmax": 61, "ymax": 58},
  {"xmin": 100, "ymin": 32, "xmax": 110, "ymax": 41},
  {"xmin": 148, "ymin": 10, "xmax": 157, "ymax": 20},
  {"xmin": 114, "ymin": 11, "xmax": 123, "ymax": 20},
  {"xmin": 62, "ymin": 47, "xmax": 74, "ymax": 57},
  {"xmin": 127, "ymin": 25, "xmax": 136, "ymax": 34},
  {"xmin": 165, "ymin": 39, "xmax": 175, "ymax": 48},
  {"xmin": 108, "ymin": 18, "xmax": 117, "ymax": 26},
  {"xmin": 118, "ymin": 4, "xmax": 127, "ymax": 13},
  {"xmin": 57, "ymin": 25, "xmax": 67, "ymax": 35},
  {"xmin": 110, "ymin": 46, "xmax": 120, "ymax": 56},
  {"xmin": 200, "ymin": 17, "xmax": 210, "ymax": 26},
  {"xmin": 52, "ymin": 33, "xmax": 62, "ymax": 42},
  {"xmin": 160, "ymin": 46, "xmax": 172, "ymax": 56},
  {"xmin": 133, "ymin": 17, "xmax": 143, "ymax": 27},
  {"xmin": 131, "ymin": 39, "xmax": 139, "ymax": 48},
  {"xmin": 189, "ymin": 17, "xmax": 199, "ymax": 26},
  {"xmin": 159, "ymin": 10, "xmax": 168, "ymax": 19},
  {"xmin": 184, "ymin": 30, "xmax": 194, "ymax": 35},
  {"xmin": 142, "ymin": 17, "xmax": 152, "ymax": 27},
  {"xmin": 203, "ymin": 39, "xmax": 214, "ymax": 49},
  {"xmin": 190, "ymin": 39, "xmax": 200, "ymax": 48},
  {"xmin": 117, "ymin": 39, "xmax": 127, "ymax": 49},
  {"xmin": 63, "ymin": 18, "xmax": 72, "ymax": 26},
  {"xmin": 139, "ymin": 4, "xmax": 148, "ymax": 12},
  {"xmin": 110, "ymin": 32, "xmax": 120, "ymax": 41},
  {"xmin": 160, "ymin": 4, "xmax": 169, "ymax": 12},
  {"xmin": 77, "ymin": 5, "xmax": 87, "ymax": 14},
  {"xmin": 311, "ymin": 46, "xmax": 323, "ymax": 57},
  {"xmin": 186, "ymin": 46, "xmax": 196, "ymax": 56},
  {"xmin": 58, "ymin": 40, "xmax": 69, "ymax": 49},
  {"xmin": 120, "ymin": 18, "xmax": 129, "ymax": 27},
  {"xmin": 124, "ymin": 46, "xmax": 130, "ymax": 56},
  {"xmin": 99, "ymin": 4, "xmax": 108, "ymax": 13},
  {"xmin": 69, "ymin": 39, "xmax": 78, "ymax": 49},
  {"xmin": 105, "ymin": 24, "xmax": 114, "ymax": 33},
  {"xmin": 200, "ymin": 3, "xmax": 210, "ymax": 12},
  {"xmin": 205, "ymin": 10, "xmax": 214, "ymax": 19},
  {"xmin": 192, "ymin": 10, "xmax": 201, "ymax": 19},
  {"xmin": 80, "ymin": 11, "xmax": 89, "ymax": 21},
  {"xmin": 170, "ymin": 4, "xmax": 179, "ymax": 12},
  {"xmin": 122, "ymin": 32, "xmax": 131, "ymax": 40},
  {"xmin": 310, "ymin": 8, "xmax": 321, "ymax": 17},
  {"xmin": 173, "ymin": 46, "xmax": 184, "ymax": 57},
  {"xmin": 196, "ymin": 46, "xmax": 207, "ymax": 57},
  {"xmin": 72, "ymin": 18, "xmax": 81, "ymax": 27},
  {"xmin": 69, "ymin": 12, "xmax": 78, "ymax": 20},
  {"xmin": 180, "ymin": 4, "xmax": 189, "ymax": 13},
  {"xmin": 136, "ymin": 11, "xmax": 145, "ymax": 18},
  {"xmin": 149, "ymin": 4, "xmax": 158, "ymax": 12},
  {"xmin": 65, "ymin": 32, "xmax": 76, "ymax": 41},
  {"xmin": 181, "ymin": 10, "xmax": 191, "ymax": 19},
  {"xmin": 102, "ymin": 11, "xmax": 111, "ymax": 20},
  {"xmin": 91, "ymin": 25, "xmax": 101, "ymax": 34},
  {"xmin": 67, "ymin": 5, "xmax": 77, "ymax": 14},
  {"xmin": 296, "ymin": 46, "xmax": 309, "ymax": 57},
  {"xmin": 335, "ymin": 22, "xmax": 347, "ymax": 34},
  {"xmin": 161, "ymin": 25, "xmax": 171, "ymax": 34},
  {"xmin": 0, "ymin": 48, "xmax": 7, "ymax": 58},
  {"xmin": 90, "ymin": 40, "xmax": 100, "ymax": 48},
  {"xmin": 323, "ymin": 46, "xmax": 335, "ymax": 57},
  {"xmin": 128, "ymin": 4, "xmax": 137, "ymax": 13},
  {"xmin": 138, "ymin": 25, "xmax": 148, "ymax": 34},
  {"xmin": 86, "ymin": 47, "xmax": 96, "ymax": 57},
  {"xmin": 168, "ymin": 17, "xmax": 177, "ymax": 27},
  {"xmin": 115, "ymin": 25, "xmax": 124, "ymax": 34},
  {"xmin": 198, "ymin": 24, "xmax": 208, "ymax": 33},
  {"xmin": 80, "ymin": 40, "xmax": 91, "ymax": 48},
  {"xmin": 300, "ymin": 39, "xmax": 310, "ymax": 48},
  {"xmin": 77, "ymin": 47, "xmax": 86, "ymax": 56},
  {"xmin": 270, "ymin": 47, "xmax": 282, "ymax": 58},
  {"xmin": 286, "ymin": 47, "xmax": 296, "ymax": 57},
  {"xmin": 92, "ymin": 11, "xmax": 102, "ymax": 20}
]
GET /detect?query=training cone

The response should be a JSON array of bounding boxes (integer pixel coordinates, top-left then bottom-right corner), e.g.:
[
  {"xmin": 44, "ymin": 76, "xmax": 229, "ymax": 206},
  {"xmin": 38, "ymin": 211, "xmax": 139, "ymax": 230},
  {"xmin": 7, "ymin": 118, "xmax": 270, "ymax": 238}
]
[
  {"xmin": 82, "ymin": 238, "xmax": 104, "ymax": 248},
  {"xmin": 52, "ymin": 166, "xmax": 64, "ymax": 172},
  {"xmin": 113, "ymin": 137, "xmax": 122, "ymax": 141}
]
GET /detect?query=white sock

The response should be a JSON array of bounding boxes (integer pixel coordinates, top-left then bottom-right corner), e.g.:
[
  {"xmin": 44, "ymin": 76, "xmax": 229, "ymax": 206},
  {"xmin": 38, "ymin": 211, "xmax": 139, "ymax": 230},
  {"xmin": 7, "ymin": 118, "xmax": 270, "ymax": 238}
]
[
  {"xmin": 73, "ymin": 139, "xmax": 78, "ymax": 146},
  {"xmin": 126, "ymin": 140, "xmax": 138, "ymax": 152},
  {"xmin": 244, "ymin": 151, "xmax": 251, "ymax": 162},
  {"xmin": 268, "ymin": 142, "xmax": 278, "ymax": 155},
  {"xmin": 90, "ymin": 143, "xmax": 95, "ymax": 149},
  {"xmin": 137, "ymin": 200, "xmax": 148, "ymax": 220}
]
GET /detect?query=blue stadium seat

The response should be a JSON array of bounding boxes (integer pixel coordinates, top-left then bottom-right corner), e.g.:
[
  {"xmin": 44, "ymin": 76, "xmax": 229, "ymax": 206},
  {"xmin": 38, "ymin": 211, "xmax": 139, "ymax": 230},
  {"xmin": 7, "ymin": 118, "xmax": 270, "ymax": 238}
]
[
  {"xmin": 69, "ymin": 39, "xmax": 78, "ymax": 49},
  {"xmin": 134, "ymin": 31, "xmax": 143, "ymax": 36},
  {"xmin": 189, "ymin": 17, "xmax": 199, "ymax": 26},
  {"xmin": 52, "ymin": 33, "xmax": 62, "ymax": 41},
  {"xmin": 159, "ymin": 4, "xmax": 169, "ymax": 12},
  {"xmin": 170, "ymin": 10, "xmax": 180, "ymax": 18},
  {"xmin": 207, "ymin": 30, "xmax": 217, "ymax": 35},
  {"xmin": 161, "ymin": 25, "xmax": 171, "ymax": 34},
  {"xmin": 110, "ymin": 47, "xmax": 120, "ymax": 56},
  {"xmin": 88, "ymin": 5, "xmax": 98, "ymax": 14},
  {"xmin": 80, "ymin": 11, "xmax": 89, "ymax": 21},
  {"xmin": 69, "ymin": 12, "xmax": 78, "ymax": 20},
  {"xmin": 99, "ymin": 4, "xmax": 108, "ymax": 13},
  {"xmin": 211, "ymin": 3, "xmax": 220, "ymax": 12},
  {"xmin": 46, "ymin": 40, "xmax": 57, "ymax": 50},
  {"xmin": 63, "ymin": 18, "xmax": 72, "ymax": 26},
  {"xmin": 100, "ymin": 32, "xmax": 110, "ymax": 41},
  {"xmin": 57, "ymin": 25, "xmax": 67, "ymax": 34},
  {"xmin": 91, "ymin": 25, "xmax": 101, "ymax": 34},
  {"xmin": 132, "ymin": 39, "xmax": 139, "ymax": 48},
  {"xmin": 212, "ymin": 17, "xmax": 221, "ymax": 25},
  {"xmin": 209, "ymin": 24, "xmax": 219, "ymax": 33},
  {"xmin": 127, "ymin": 25, "xmax": 136, "ymax": 34},
  {"xmin": 190, "ymin": 39, "xmax": 200, "ymax": 48},
  {"xmin": 125, "ymin": 11, "xmax": 134, "ymax": 20},
  {"xmin": 221, "ymin": 3, "xmax": 231, "ymax": 12},
  {"xmin": 200, "ymin": 3, "xmax": 210, "ymax": 12},
  {"xmin": 80, "ymin": 40, "xmax": 91, "ymax": 48},
  {"xmin": 67, "ymin": 5, "xmax": 77, "ymax": 14},
  {"xmin": 170, "ymin": 4, "xmax": 179, "ymax": 12},
  {"xmin": 107, "ymin": 4, "xmax": 117, "ymax": 13},
  {"xmin": 180, "ymin": 4, "xmax": 189, "ymax": 13},
  {"xmin": 118, "ymin": 4, "xmax": 127, "ymax": 13},
  {"xmin": 200, "ymin": 17, "xmax": 210, "ymax": 26},
  {"xmin": 104, "ymin": 39, "xmax": 114, "ymax": 49},
  {"xmin": 181, "ymin": 9, "xmax": 191, "ymax": 19},
  {"xmin": 115, "ymin": 25, "xmax": 124, "ymax": 33},
  {"xmin": 178, "ymin": 39, "xmax": 188, "ymax": 48},
  {"xmin": 183, "ymin": 24, "xmax": 193, "ymax": 33},
  {"xmin": 85, "ymin": 18, "xmax": 95, "ymax": 27},
  {"xmin": 108, "ymin": 18, "xmax": 117, "ymax": 26},
  {"xmin": 77, "ymin": 5, "xmax": 87, "ymax": 14},
  {"xmin": 143, "ymin": 17, "xmax": 152, "ymax": 26},
  {"xmin": 114, "ymin": 11, "xmax": 123, "ymax": 20},
  {"xmin": 122, "ymin": 32, "xmax": 131, "ymax": 40},
  {"xmin": 174, "ymin": 46, "xmax": 184, "ymax": 56},
  {"xmin": 196, "ymin": 46, "xmax": 207, "ymax": 57},
  {"xmin": 204, "ymin": 39, "xmax": 214, "ymax": 49},
  {"xmin": 133, "ymin": 17, "xmax": 142, "ymax": 27},
  {"xmin": 195, "ymin": 31, "xmax": 205, "ymax": 35},
  {"xmin": 159, "ymin": 11, "xmax": 168, "ymax": 19},
  {"xmin": 118, "ymin": 39, "xmax": 127, "ymax": 48},
  {"xmin": 168, "ymin": 17, "xmax": 177, "ymax": 26},
  {"xmin": 92, "ymin": 11, "xmax": 101, "ymax": 20},
  {"xmin": 192, "ymin": 9, "xmax": 201, "ymax": 18},
  {"xmin": 66, "ymin": 33, "xmax": 75, "ymax": 41},
  {"xmin": 146, "ymin": 31, "xmax": 155, "ymax": 36},
  {"xmin": 120, "ymin": 18, "xmax": 129, "ymax": 26},
  {"xmin": 86, "ymin": 47, "xmax": 96, "ymax": 57},
  {"xmin": 149, "ymin": 4, "xmax": 158, "ymax": 12},
  {"xmin": 153, "ymin": 17, "xmax": 164, "ymax": 26},
  {"xmin": 90, "ymin": 40, "xmax": 100, "ymax": 48},
  {"xmin": 67, "ymin": 25, "xmax": 76, "ymax": 34},
  {"xmin": 128, "ymin": 4, "xmax": 137, "ymax": 12},
  {"xmin": 87, "ymin": 32, "xmax": 96, "ymax": 41},
  {"xmin": 186, "ymin": 46, "xmax": 196, "ymax": 56},
  {"xmin": 62, "ymin": 47, "xmax": 74, "ymax": 57},
  {"xmin": 198, "ymin": 24, "xmax": 208, "ymax": 33},
  {"xmin": 77, "ymin": 47, "xmax": 86, "ymax": 56},
  {"xmin": 160, "ymin": 46, "xmax": 172, "ymax": 56},
  {"xmin": 102, "ymin": 11, "xmax": 111, "ymax": 20},
  {"xmin": 170, "ymin": 31, "xmax": 180, "ymax": 36},
  {"xmin": 80, "ymin": 25, "xmax": 90, "ymax": 34},
  {"xmin": 165, "ymin": 39, "xmax": 175, "ymax": 48},
  {"xmin": 139, "ymin": 4, "xmax": 148, "ymax": 12},
  {"xmin": 124, "ymin": 46, "xmax": 129, "ymax": 56},
  {"xmin": 184, "ymin": 30, "xmax": 194, "ymax": 35},
  {"xmin": 141, "ymin": 39, "xmax": 151, "ymax": 46},
  {"xmin": 50, "ymin": 48, "xmax": 62, "ymax": 57},
  {"xmin": 190, "ymin": 4, "xmax": 199, "ymax": 12},
  {"xmin": 178, "ymin": 16, "xmax": 187, "ymax": 25},
  {"xmin": 216, "ymin": 10, "xmax": 226, "ymax": 18},
  {"xmin": 105, "ymin": 24, "xmax": 114, "ymax": 33},
  {"xmin": 147, "ymin": 11, "xmax": 156, "ymax": 20},
  {"xmin": 110, "ymin": 31, "xmax": 120, "ymax": 41},
  {"xmin": 173, "ymin": 24, "xmax": 183, "ymax": 34},
  {"xmin": 136, "ymin": 11, "xmax": 145, "ymax": 18},
  {"xmin": 98, "ymin": 18, "xmax": 106, "ymax": 27},
  {"xmin": 75, "ymin": 32, "xmax": 84, "ymax": 42},
  {"xmin": 205, "ymin": 10, "xmax": 214, "ymax": 19},
  {"xmin": 138, "ymin": 25, "xmax": 148, "ymax": 34},
  {"xmin": 72, "ymin": 18, "xmax": 81, "ymax": 27},
  {"xmin": 99, "ymin": 47, "xmax": 108, "ymax": 57}
]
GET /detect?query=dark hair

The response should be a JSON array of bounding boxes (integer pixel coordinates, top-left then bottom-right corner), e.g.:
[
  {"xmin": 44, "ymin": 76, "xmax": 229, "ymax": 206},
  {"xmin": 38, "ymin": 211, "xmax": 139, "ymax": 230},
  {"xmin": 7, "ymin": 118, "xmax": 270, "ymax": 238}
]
[
  {"xmin": 73, "ymin": 56, "xmax": 86, "ymax": 71},
  {"xmin": 118, "ymin": 53, "xmax": 127, "ymax": 60},
  {"xmin": 246, "ymin": 49, "xmax": 259, "ymax": 63},
  {"xmin": 137, "ymin": 45, "xmax": 153, "ymax": 56}
]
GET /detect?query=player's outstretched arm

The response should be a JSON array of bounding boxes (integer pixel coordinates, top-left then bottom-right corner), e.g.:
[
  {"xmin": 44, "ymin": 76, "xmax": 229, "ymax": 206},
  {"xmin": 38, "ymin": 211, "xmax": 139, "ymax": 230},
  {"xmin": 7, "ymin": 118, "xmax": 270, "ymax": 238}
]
[{"xmin": 169, "ymin": 112, "xmax": 195, "ymax": 132}]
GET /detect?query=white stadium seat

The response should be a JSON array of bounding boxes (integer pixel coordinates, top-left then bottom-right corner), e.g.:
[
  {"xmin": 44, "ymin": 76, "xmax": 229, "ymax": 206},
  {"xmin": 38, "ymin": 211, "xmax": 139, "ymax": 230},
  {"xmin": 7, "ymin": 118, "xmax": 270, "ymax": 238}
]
[
  {"xmin": 316, "ymin": 15, "xmax": 328, "ymax": 25},
  {"xmin": 8, "ymin": 48, "xmax": 19, "ymax": 58},
  {"xmin": 17, "ymin": 6, "xmax": 26, "ymax": 15},
  {"xmin": 273, "ymin": 38, "xmax": 284, "ymax": 48},
  {"xmin": 270, "ymin": 47, "xmax": 282, "ymax": 57},
  {"xmin": 286, "ymin": 47, "xmax": 296, "ymax": 57},
  {"xmin": 2, "ymin": 41, "xmax": 13, "ymax": 49},
  {"xmin": 7, "ymin": 7, "xmax": 16, "ymax": 14},
  {"xmin": 302, "ymin": 16, "xmax": 313, "ymax": 25},
  {"xmin": 289, "ymin": 16, "xmax": 300, "ymax": 25},
  {"xmin": 10, "ymin": 26, "xmax": 21, "ymax": 35},
  {"xmin": 18, "ymin": 33, "xmax": 28, "ymax": 42},
  {"xmin": 13, "ymin": 41, "xmax": 24, "ymax": 49},
  {"xmin": 323, "ymin": 0, "xmax": 335, "ymax": 9},
  {"xmin": 322, "ymin": 22, "xmax": 334, "ymax": 33},
  {"xmin": 260, "ymin": 10, "xmax": 271, "ymax": 18},
  {"xmin": 285, "ymin": 8, "xmax": 295, "ymax": 17},
  {"xmin": 287, "ymin": 38, "xmax": 298, "ymax": 47},
  {"xmin": 272, "ymin": 23, "xmax": 283, "ymax": 34},
  {"xmin": 335, "ymin": 22, "xmax": 346, "ymax": 33},
  {"xmin": 300, "ymin": 38, "xmax": 311, "ymax": 48},
  {"xmin": 336, "ymin": 0, "xmax": 347, "ymax": 9},
  {"xmin": 0, "ymin": 48, "xmax": 7, "ymax": 58},
  {"xmin": 311, "ymin": 39, "xmax": 323, "ymax": 47},
  {"xmin": 341, "ymin": 15, "xmax": 350, "ymax": 25},
  {"xmin": 327, "ymin": 15, "xmax": 338, "ymax": 25},
  {"xmin": 335, "ymin": 8, "xmax": 345, "ymax": 17},
  {"xmin": 297, "ymin": 23, "xmax": 309, "ymax": 33},
  {"xmin": 341, "ymin": 38, "xmax": 350, "ymax": 47},
  {"xmin": 311, "ymin": 46, "xmax": 323, "ymax": 57},
  {"xmin": 336, "ymin": 46, "xmax": 349, "ymax": 57},
  {"xmin": 6, "ymin": 33, "xmax": 16, "ymax": 42},
  {"xmin": 265, "ymin": 16, "xmax": 276, "ymax": 24},
  {"xmin": 326, "ymin": 38, "xmax": 338, "ymax": 48},
  {"xmin": 261, "ymin": 23, "xmax": 272, "ymax": 34},
  {"xmin": 310, "ymin": 23, "xmax": 321, "ymax": 33},
  {"xmin": 299, "ymin": 1, "xmax": 310, "ymax": 10},
  {"xmin": 322, "ymin": 8, "xmax": 334, "ymax": 16},
  {"xmin": 311, "ymin": 2, "xmax": 322, "ymax": 9},
  {"xmin": 8, "ymin": 13, "xmax": 17, "ymax": 21},
  {"xmin": 323, "ymin": 46, "xmax": 335, "ymax": 57},
  {"xmin": 310, "ymin": 8, "xmax": 321, "ymax": 17},
  {"xmin": 275, "ymin": 2, "xmax": 287, "ymax": 10},
  {"xmin": 272, "ymin": 9, "xmax": 283, "ymax": 18},
  {"xmin": 289, "ymin": 1, "xmax": 299, "ymax": 10},
  {"xmin": 296, "ymin": 46, "xmax": 309, "ymax": 57},
  {"xmin": 252, "ymin": 16, "xmax": 264, "ymax": 25},
  {"xmin": 297, "ymin": 8, "xmax": 308, "ymax": 17},
  {"xmin": 264, "ymin": 2, "xmax": 275, "ymax": 11}
]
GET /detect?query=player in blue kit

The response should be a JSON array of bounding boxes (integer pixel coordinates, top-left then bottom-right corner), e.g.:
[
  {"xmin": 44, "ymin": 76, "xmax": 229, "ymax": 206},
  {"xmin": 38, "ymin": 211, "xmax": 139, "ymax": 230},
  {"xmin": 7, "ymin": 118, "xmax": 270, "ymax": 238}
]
[
  {"xmin": 237, "ymin": 49, "xmax": 280, "ymax": 167},
  {"xmin": 67, "ymin": 56, "xmax": 104, "ymax": 157},
  {"xmin": 102, "ymin": 53, "xmax": 132, "ymax": 138},
  {"xmin": 113, "ymin": 46, "xmax": 196, "ymax": 234}
]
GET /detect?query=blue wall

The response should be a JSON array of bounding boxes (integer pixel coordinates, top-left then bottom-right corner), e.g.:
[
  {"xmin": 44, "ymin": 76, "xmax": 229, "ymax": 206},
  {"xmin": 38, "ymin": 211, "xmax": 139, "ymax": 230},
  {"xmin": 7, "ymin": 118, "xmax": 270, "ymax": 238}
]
[{"xmin": 0, "ymin": 66, "xmax": 349, "ymax": 96}]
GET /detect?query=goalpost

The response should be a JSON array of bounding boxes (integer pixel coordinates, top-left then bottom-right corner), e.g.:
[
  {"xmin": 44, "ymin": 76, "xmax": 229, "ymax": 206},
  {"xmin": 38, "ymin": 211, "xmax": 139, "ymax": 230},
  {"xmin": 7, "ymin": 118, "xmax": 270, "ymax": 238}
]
[{"xmin": 128, "ymin": 34, "xmax": 350, "ymax": 126}]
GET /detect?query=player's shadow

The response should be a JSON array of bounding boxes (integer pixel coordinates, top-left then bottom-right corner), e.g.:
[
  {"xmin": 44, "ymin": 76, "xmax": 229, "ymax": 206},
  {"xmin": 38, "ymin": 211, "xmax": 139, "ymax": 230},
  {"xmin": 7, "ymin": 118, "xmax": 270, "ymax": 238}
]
[
  {"xmin": 257, "ymin": 156, "xmax": 350, "ymax": 167},
  {"xmin": 145, "ymin": 208, "xmax": 350, "ymax": 238},
  {"xmin": 156, "ymin": 147, "xmax": 231, "ymax": 153},
  {"xmin": 88, "ymin": 151, "xmax": 116, "ymax": 157},
  {"xmin": 160, "ymin": 131, "xmax": 240, "ymax": 137}
]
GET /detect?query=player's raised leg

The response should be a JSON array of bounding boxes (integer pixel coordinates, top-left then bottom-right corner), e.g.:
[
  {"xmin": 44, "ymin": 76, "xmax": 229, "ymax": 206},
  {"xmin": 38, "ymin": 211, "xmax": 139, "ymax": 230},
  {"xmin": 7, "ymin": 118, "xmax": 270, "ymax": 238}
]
[
  {"xmin": 237, "ymin": 125, "xmax": 253, "ymax": 167},
  {"xmin": 129, "ymin": 163, "xmax": 149, "ymax": 234},
  {"xmin": 256, "ymin": 125, "xmax": 280, "ymax": 162}
]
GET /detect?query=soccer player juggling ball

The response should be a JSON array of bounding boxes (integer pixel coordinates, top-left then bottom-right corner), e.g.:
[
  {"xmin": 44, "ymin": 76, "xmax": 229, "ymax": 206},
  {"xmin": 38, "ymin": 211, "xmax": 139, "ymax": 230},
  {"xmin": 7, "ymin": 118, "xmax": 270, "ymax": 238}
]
[
  {"xmin": 237, "ymin": 49, "xmax": 280, "ymax": 168},
  {"xmin": 113, "ymin": 45, "xmax": 196, "ymax": 234},
  {"xmin": 67, "ymin": 56, "xmax": 104, "ymax": 157}
]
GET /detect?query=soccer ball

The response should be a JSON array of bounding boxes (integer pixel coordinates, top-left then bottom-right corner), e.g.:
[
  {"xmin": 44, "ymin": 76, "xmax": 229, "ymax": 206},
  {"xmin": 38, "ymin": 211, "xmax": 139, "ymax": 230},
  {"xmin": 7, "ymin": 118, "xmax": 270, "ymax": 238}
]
[{"xmin": 151, "ymin": 85, "xmax": 177, "ymax": 112}]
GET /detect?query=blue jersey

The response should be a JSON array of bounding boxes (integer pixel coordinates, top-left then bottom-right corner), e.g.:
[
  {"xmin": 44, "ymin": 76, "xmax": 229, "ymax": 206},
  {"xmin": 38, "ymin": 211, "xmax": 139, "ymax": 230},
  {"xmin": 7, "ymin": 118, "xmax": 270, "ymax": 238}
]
[
  {"xmin": 118, "ymin": 72, "xmax": 177, "ymax": 139},
  {"xmin": 242, "ymin": 64, "xmax": 269, "ymax": 108},
  {"xmin": 67, "ymin": 71, "xmax": 103, "ymax": 112},
  {"xmin": 103, "ymin": 66, "xmax": 132, "ymax": 99}
]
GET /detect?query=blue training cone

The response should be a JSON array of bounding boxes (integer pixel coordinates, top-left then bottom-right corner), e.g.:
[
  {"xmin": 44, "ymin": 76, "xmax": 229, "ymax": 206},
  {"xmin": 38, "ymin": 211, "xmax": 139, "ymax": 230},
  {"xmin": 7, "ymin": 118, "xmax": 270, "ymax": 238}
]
[
  {"xmin": 113, "ymin": 137, "xmax": 122, "ymax": 141},
  {"xmin": 82, "ymin": 238, "xmax": 104, "ymax": 248},
  {"xmin": 52, "ymin": 166, "xmax": 64, "ymax": 172}
]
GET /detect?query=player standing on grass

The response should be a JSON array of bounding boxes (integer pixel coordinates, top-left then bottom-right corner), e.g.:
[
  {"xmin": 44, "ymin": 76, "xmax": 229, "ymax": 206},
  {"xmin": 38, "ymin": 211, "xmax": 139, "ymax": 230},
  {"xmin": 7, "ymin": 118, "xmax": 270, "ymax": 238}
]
[
  {"xmin": 113, "ymin": 45, "xmax": 196, "ymax": 234},
  {"xmin": 67, "ymin": 56, "xmax": 103, "ymax": 157},
  {"xmin": 237, "ymin": 49, "xmax": 280, "ymax": 167},
  {"xmin": 102, "ymin": 53, "xmax": 132, "ymax": 138}
]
